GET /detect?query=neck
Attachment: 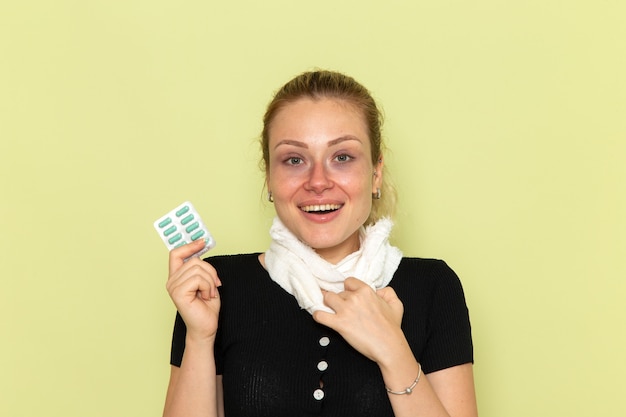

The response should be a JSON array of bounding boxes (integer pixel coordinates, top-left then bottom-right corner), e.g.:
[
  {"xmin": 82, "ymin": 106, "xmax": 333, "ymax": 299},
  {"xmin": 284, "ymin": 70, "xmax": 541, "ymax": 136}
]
[{"xmin": 313, "ymin": 231, "xmax": 361, "ymax": 264}]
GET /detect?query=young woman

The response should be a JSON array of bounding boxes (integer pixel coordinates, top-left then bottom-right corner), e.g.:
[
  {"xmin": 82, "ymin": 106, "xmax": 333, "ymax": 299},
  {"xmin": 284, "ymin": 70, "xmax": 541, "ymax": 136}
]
[{"xmin": 163, "ymin": 70, "xmax": 477, "ymax": 417}]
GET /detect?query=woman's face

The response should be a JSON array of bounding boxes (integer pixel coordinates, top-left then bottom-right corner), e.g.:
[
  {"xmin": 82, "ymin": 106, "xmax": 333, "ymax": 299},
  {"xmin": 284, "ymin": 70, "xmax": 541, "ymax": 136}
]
[{"xmin": 266, "ymin": 97, "xmax": 383, "ymax": 263}]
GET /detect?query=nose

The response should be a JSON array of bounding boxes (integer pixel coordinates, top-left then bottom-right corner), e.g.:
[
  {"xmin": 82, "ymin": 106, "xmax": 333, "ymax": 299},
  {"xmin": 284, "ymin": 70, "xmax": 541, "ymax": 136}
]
[{"xmin": 304, "ymin": 162, "xmax": 333, "ymax": 194}]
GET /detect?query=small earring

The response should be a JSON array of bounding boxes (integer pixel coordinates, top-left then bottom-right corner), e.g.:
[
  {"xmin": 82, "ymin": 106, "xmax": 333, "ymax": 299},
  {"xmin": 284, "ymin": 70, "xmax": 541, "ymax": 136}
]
[
  {"xmin": 267, "ymin": 191, "xmax": 274, "ymax": 203},
  {"xmin": 373, "ymin": 188, "xmax": 381, "ymax": 200}
]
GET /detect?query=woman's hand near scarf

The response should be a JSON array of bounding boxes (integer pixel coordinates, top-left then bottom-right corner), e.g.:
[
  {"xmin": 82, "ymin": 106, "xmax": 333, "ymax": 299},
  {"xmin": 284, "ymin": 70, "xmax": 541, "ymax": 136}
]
[{"xmin": 312, "ymin": 277, "xmax": 405, "ymax": 363}]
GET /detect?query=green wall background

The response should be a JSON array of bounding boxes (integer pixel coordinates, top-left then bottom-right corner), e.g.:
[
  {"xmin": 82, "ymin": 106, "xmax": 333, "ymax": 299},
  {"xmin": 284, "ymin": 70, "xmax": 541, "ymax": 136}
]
[{"xmin": 1, "ymin": 1, "xmax": 624, "ymax": 416}]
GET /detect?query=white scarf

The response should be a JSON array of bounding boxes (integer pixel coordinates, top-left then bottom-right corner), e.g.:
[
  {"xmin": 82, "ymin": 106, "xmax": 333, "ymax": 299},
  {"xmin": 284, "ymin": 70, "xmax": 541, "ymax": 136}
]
[{"xmin": 264, "ymin": 217, "xmax": 403, "ymax": 315}]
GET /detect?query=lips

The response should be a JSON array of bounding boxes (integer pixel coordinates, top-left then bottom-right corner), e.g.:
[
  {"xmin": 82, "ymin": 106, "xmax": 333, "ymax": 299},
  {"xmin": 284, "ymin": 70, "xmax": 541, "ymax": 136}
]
[{"xmin": 300, "ymin": 203, "xmax": 343, "ymax": 213}]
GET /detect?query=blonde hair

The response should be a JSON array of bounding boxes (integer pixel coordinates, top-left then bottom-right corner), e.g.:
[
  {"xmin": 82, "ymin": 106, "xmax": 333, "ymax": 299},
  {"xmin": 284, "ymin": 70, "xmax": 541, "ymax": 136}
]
[{"xmin": 260, "ymin": 70, "xmax": 396, "ymax": 224}]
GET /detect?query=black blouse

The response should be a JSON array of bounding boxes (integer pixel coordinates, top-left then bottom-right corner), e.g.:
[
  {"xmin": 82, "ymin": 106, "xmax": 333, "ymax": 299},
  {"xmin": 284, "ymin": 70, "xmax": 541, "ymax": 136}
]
[{"xmin": 171, "ymin": 253, "xmax": 473, "ymax": 417}]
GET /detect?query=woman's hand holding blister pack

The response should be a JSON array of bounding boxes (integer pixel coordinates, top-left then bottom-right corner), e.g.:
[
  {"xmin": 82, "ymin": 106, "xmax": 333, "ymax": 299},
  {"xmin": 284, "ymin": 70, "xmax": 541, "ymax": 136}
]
[
  {"xmin": 166, "ymin": 241, "xmax": 222, "ymax": 342},
  {"xmin": 155, "ymin": 201, "xmax": 221, "ymax": 341}
]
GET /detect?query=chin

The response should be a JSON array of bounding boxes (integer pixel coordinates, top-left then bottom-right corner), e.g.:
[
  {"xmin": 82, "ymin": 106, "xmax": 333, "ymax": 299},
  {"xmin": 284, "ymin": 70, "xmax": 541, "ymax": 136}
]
[
  {"xmin": 303, "ymin": 230, "xmax": 359, "ymax": 254},
  {"xmin": 298, "ymin": 234, "xmax": 338, "ymax": 250}
]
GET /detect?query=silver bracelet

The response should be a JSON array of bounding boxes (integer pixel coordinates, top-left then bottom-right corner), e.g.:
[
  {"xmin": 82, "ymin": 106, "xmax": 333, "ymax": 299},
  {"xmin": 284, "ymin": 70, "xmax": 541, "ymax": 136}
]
[{"xmin": 385, "ymin": 363, "xmax": 422, "ymax": 395}]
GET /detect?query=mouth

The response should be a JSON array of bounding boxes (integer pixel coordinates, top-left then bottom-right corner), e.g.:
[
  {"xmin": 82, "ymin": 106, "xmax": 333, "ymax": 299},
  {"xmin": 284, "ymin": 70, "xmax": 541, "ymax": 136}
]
[{"xmin": 300, "ymin": 203, "xmax": 343, "ymax": 214}]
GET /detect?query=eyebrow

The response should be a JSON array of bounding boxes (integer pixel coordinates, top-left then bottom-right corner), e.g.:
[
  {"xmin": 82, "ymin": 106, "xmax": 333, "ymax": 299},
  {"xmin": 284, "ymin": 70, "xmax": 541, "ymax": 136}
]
[{"xmin": 273, "ymin": 135, "xmax": 362, "ymax": 150}]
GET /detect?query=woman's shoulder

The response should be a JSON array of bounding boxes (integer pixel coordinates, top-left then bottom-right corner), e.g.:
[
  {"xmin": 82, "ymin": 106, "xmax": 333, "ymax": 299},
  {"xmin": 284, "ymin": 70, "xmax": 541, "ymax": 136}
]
[
  {"xmin": 201, "ymin": 252, "xmax": 267, "ymax": 285},
  {"xmin": 203, "ymin": 252, "xmax": 262, "ymax": 271},
  {"xmin": 396, "ymin": 257, "xmax": 459, "ymax": 278},
  {"xmin": 203, "ymin": 252, "xmax": 262, "ymax": 264},
  {"xmin": 392, "ymin": 257, "xmax": 464, "ymax": 296}
]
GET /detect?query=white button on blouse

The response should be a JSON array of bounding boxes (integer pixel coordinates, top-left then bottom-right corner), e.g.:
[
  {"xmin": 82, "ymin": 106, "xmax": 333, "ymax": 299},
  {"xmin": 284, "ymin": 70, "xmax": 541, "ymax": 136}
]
[
  {"xmin": 317, "ymin": 360, "xmax": 329, "ymax": 372},
  {"xmin": 313, "ymin": 388, "xmax": 325, "ymax": 400},
  {"xmin": 319, "ymin": 336, "xmax": 330, "ymax": 347}
]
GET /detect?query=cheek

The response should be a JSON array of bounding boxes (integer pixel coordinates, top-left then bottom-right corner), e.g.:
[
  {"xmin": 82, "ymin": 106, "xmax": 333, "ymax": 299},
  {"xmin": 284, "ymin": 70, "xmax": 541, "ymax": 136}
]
[
  {"xmin": 268, "ymin": 168, "xmax": 299, "ymax": 196},
  {"xmin": 338, "ymin": 167, "xmax": 374, "ymax": 193}
]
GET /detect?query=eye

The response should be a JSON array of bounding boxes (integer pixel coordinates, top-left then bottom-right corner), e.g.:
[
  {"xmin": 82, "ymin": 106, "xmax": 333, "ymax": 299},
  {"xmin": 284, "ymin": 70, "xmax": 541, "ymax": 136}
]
[
  {"xmin": 335, "ymin": 154, "xmax": 353, "ymax": 163},
  {"xmin": 286, "ymin": 156, "xmax": 303, "ymax": 165}
]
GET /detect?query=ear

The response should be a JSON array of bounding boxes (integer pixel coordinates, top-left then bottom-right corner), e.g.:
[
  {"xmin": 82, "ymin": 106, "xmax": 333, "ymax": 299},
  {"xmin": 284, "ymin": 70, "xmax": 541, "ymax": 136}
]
[{"xmin": 372, "ymin": 156, "xmax": 384, "ymax": 193}]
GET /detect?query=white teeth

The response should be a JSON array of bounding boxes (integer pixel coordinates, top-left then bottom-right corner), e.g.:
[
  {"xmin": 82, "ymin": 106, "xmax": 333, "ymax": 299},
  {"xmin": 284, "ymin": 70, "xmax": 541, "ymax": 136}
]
[{"xmin": 301, "ymin": 204, "xmax": 341, "ymax": 213}]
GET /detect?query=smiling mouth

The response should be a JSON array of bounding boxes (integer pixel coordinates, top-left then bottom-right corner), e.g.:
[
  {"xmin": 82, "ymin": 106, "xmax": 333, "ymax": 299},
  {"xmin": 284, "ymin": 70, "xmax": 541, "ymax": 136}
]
[{"xmin": 300, "ymin": 204, "xmax": 343, "ymax": 214}]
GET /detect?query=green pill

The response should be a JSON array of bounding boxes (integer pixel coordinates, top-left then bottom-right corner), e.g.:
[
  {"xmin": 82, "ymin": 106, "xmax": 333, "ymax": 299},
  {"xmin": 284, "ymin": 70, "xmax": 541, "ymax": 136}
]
[
  {"xmin": 158, "ymin": 217, "xmax": 172, "ymax": 228},
  {"xmin": 175, "ymin": 206, "xmax": 190, "ymax": 217},
  {"xmin": 163, "ymin": 225, "xmax": 177, "ymax": 236},
  {"xmin": 186, "ymin": 222, "xmax": 200, "ymax": 233},
  {"xmin": 191, "ymin": 230, "xmax": 205, "ymax": 241},
  {"xmin": 181, "ymin": 214, "xmax": 194, "ymax": 225},
  {"xmin": 168, "ymin": 233, "xmax": 182, "ymax": 244}
]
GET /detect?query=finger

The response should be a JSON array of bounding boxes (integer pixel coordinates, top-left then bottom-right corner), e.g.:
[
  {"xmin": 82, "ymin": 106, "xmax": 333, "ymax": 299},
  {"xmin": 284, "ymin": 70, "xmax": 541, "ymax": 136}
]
[
  {"xmin": 197, "ymin": 277, "xmax": 218, "ymax": 301},
  {"xmin": 312, "ymin": 309, "xmax": 335, "ymax": 327},
  {"xmin": 184, "ymin": 258, "xmax": 222, "ymax": 288},
  {"xmin": 169, "ymin": 270, "xmax": 216, "ymax": 302},
  {"xmin": 168, "ymin": 257, "xmax": 214, "ymax": 283},
  {"xmin": 168, "ymin": 239, "xmax": 206, "ymax": 275},
  {"xmin": 321, "ymin": 290, "xmax": 345, "ymax": 311},
  {"xmin": 376, "ymin": 287, "xmax": 404, "ymax": 321},
  {"xmin": 376, "ymin": 286, "xmax": 398, "ymax": 303},
  {"xmin": 343, "ymin": 277, "xmax": 367, "ymax": 291},
  {"xmin": 167, "ymin": 259, "xmax": 221, "ymax": 298}
]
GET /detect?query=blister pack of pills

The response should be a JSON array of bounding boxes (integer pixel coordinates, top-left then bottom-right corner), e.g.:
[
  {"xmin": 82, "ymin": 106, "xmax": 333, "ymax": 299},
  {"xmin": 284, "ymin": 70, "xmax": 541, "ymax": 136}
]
[{"xmin": 153, "ymin": 201, "xmax": 216, "ymax": 259}]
